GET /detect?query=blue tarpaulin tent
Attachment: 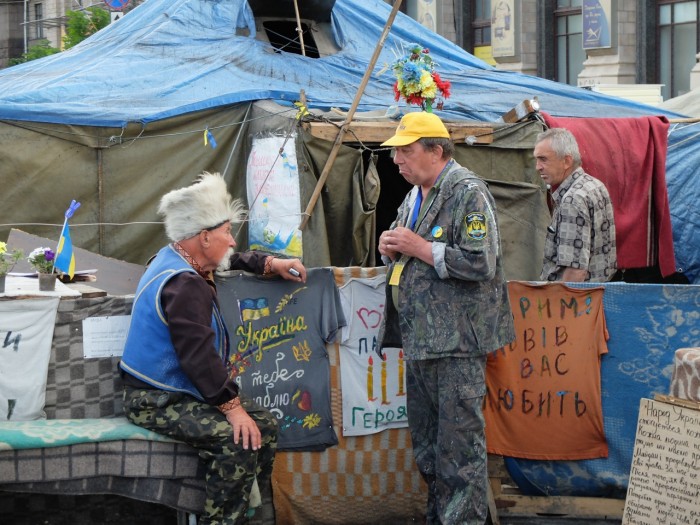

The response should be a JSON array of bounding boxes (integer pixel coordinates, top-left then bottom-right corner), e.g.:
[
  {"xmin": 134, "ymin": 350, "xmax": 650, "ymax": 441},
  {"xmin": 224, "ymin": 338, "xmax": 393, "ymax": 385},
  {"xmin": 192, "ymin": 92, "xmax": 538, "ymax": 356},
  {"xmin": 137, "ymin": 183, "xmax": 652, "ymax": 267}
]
[
  {"xmin": 0, "ymin": 0, "xmax": 674, "ymax": 126},
  {"xmin": 0, "ymin": 0, "xmax": 696, "ymax": 284}
]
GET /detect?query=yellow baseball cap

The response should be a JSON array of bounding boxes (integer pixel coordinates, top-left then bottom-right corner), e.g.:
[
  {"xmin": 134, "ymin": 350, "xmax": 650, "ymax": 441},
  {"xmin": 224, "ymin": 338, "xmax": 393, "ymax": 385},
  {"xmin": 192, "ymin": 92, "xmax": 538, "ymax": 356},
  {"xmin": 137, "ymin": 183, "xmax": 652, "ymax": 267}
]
[{"xmin": 381, "ymin": 112, "xmax": 451, "ymax": 147}]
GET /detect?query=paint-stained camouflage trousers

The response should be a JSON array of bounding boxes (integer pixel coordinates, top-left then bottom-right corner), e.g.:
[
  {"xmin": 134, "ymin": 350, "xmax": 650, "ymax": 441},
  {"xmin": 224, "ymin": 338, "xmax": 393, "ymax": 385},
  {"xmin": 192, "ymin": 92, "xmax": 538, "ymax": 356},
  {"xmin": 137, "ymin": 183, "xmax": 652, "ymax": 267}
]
[
  {"xmin": 406, "ymin": 356, "xmax": 488, "ymax": 525},
  {"xmin": 123, "ymin": 387, "xmax": 277, "ymax": 525}
]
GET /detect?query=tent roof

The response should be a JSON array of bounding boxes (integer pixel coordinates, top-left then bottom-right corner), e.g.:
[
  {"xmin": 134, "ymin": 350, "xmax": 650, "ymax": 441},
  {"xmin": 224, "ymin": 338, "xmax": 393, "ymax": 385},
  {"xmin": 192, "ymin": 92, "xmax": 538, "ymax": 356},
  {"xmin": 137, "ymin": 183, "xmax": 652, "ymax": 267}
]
[
  {"xmin": 0, "ymin": 0, "xmax": 684, "ymax": 127},
  {"xmin": 659, "ymin": 89, "xmax": 700, "ymax": 118}
]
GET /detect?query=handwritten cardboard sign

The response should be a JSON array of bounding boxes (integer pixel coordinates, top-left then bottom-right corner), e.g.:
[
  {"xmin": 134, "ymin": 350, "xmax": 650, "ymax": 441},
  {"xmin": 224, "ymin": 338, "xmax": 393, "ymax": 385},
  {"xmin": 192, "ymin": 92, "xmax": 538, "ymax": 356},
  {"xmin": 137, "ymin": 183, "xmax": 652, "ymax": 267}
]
[
  {"xmin": 246, "ymin": 135, "xmax": 303, "ymax": 258},
  {"xmin": 622, "ymin": 397, "xmax": 700, "ymax": 524}
]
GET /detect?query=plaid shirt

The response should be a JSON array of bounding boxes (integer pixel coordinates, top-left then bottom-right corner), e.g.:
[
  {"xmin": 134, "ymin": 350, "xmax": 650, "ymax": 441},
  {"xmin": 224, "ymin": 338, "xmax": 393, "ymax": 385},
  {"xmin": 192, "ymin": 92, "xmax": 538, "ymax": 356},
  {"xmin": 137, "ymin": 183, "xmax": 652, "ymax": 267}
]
[{"xmin": 541, "ymin": 168, "xmax": 617, "ymax": 282}]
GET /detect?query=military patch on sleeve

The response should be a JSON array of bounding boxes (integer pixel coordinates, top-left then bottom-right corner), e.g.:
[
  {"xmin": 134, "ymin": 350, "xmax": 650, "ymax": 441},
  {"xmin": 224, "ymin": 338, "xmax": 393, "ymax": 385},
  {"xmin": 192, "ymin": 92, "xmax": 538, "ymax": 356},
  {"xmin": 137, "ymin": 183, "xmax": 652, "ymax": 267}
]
[{"xmin": 465, "ymin": 212, "xmax": 487, "ymax": 240}]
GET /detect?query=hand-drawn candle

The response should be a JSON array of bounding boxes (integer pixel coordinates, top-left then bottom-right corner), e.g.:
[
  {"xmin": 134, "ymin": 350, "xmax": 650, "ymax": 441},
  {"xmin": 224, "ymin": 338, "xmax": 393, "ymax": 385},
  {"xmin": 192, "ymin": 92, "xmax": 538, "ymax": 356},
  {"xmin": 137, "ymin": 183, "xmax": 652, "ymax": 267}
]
[
  {"xmin": 381, "ymin": 353, "xmax": 388, "ymax": 404},
  {"xmin": 397, "ymin": 349, "xmax": 405, "ymax": 396},
  {"xmin": 367, "ymin": 355, "xmax": 376, "ymax": 401}
]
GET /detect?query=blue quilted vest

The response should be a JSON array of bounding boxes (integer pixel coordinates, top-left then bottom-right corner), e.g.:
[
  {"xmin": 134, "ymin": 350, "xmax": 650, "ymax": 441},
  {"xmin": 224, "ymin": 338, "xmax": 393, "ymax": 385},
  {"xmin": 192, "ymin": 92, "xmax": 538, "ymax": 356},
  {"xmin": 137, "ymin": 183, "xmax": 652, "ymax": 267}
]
[{"xmin": 120, "ymin": 244, "xmax": 228, "ymax": 400}]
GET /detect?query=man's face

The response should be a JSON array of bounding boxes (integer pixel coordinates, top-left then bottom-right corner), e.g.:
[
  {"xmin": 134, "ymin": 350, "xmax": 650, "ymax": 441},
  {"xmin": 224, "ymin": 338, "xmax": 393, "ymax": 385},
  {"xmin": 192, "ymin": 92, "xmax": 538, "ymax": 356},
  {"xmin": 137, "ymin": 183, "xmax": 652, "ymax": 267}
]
[
  {"xmin": 392, "ymin": 141, "xmax": 441, "ymax": 187},
  {"xmin": 204, "ymin": 221, "xmax": 236, "ymax": 269},
  {"xmin": 534, "ymin": 139, "xmax": 572, "ymax": 187}
]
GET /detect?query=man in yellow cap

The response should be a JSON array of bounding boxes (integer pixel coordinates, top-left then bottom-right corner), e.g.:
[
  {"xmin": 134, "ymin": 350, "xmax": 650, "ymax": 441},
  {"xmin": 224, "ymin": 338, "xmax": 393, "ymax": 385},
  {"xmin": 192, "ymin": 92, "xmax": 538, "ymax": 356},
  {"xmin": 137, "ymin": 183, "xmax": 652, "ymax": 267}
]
[{"xmin": 377, "ymin": 112, "xmax": 514, "ymax": 525}]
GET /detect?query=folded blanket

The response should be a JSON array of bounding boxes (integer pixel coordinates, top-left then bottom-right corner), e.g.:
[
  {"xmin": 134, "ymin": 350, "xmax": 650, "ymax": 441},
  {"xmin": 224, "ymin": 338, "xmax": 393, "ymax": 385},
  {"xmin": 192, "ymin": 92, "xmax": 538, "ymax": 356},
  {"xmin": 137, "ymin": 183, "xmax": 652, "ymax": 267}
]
[{"xmin": 0, "ymin": 418, "xmax": 177, "ymax": 451}]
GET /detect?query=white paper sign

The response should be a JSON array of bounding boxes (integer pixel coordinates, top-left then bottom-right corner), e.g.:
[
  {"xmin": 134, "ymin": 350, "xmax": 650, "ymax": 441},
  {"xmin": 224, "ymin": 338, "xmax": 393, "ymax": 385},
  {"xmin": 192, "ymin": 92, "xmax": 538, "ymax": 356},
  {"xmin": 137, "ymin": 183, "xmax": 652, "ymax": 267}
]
[{"xmin": 82, "ymin": 315, "xmax": 131, "ymax": 358}]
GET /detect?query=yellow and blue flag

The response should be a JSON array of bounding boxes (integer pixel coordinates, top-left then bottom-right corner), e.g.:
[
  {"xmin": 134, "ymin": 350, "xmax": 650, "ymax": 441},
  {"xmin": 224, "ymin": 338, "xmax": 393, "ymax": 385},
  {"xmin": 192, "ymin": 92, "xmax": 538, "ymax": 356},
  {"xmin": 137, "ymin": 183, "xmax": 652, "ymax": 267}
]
[{"xmin": 54, "ymin": 200, "xmax": 80, "ymax": 279}]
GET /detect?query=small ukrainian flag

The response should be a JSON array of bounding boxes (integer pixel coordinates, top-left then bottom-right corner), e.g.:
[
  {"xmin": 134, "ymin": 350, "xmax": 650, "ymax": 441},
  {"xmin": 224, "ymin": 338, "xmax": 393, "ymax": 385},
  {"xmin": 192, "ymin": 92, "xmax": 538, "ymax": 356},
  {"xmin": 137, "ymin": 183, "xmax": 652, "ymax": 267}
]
[
  {"xmin": 54, "ymin": 224, "xmax": 75, "ymax": 278},
  {"xmin": 54, "ymin": 200, "xmax": 80, "ymax": 279}
]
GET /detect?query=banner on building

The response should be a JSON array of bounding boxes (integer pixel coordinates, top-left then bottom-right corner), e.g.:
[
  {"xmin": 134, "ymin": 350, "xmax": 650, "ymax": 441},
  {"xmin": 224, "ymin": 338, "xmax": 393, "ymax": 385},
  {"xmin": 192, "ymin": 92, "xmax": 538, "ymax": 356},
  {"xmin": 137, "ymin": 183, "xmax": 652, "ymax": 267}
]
[
  {"xmin": 491, "ymin": 0, "xmax": 515, "ymax": 58},
  {"xmin": 583, "ymin": 0, "xmax": 612, "ymax": 49}
]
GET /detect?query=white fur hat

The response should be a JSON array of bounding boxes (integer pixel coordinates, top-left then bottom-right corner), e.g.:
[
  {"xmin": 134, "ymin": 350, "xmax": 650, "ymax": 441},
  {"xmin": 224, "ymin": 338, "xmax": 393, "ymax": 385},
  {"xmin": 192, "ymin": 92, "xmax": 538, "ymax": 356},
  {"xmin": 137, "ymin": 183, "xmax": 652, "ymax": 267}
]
[{"xmin": 158, "ymin": 172, "xmax": 245, "ymax": 242}]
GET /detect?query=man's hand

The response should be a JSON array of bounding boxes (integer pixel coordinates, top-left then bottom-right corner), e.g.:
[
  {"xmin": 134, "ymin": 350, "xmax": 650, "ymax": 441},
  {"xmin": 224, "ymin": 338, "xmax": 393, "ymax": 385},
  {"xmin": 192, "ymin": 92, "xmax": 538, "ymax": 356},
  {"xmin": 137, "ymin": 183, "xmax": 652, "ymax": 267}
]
[
  {"xmin": 380, "ymin": 227, "xmax": 434, "ymax": 266},
  {"xmin": 271, "ymin": 257, "xmax": 307, "ymax": 283},
  {"xmin": 560, "ymin": 267, "xmax": 588, "ymax": 282},
  {"xmin": 225, "ymin": 406, "xmax": 262, "ymax": 450}
]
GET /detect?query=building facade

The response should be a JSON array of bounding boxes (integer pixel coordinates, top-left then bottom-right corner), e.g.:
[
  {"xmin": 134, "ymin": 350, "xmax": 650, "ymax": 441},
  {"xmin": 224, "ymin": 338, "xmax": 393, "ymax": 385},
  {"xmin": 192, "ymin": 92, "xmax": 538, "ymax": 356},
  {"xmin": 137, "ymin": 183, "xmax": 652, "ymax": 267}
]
[
  {"xmin": 2, "ymin": 0, "xmax": 699, "ymax": 102},
  {"xmin": 0, "ymin": 0, "xmax": 138, "ymax": 68},
  {"xmin": 441, "ymin": 0, "xmax": 699, "ymax": 101}
]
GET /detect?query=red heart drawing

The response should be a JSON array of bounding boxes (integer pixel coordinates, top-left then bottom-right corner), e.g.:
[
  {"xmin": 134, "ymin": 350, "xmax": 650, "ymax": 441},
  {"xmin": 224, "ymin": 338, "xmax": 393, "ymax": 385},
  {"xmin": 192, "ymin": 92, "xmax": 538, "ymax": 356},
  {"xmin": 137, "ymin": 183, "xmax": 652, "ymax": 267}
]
[{"xmin": 357, "ymin": 307, "xmax": 382, "ymax": 329}]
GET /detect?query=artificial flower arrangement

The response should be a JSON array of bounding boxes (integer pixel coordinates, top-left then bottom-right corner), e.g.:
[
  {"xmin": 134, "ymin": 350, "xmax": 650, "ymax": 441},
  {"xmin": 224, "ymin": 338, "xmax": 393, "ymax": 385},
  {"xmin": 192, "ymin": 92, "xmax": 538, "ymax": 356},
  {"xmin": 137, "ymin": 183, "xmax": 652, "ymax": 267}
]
[
  {"xmin": 0, "ymin": 241, "xmax": 23, "ymax": 275},
  {"xmin": 28, "ymin": 247, "xmax": 56, "ymax": 274},
  {"xmin": 391, "ymin": 44, "xmax": 451, "ymax": 112}
]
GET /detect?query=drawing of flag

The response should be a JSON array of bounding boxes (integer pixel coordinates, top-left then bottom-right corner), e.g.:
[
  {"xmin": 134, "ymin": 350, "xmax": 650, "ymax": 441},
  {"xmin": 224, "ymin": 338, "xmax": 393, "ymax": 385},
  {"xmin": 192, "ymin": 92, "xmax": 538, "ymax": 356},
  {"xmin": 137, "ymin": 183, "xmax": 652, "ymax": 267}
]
[{"xmin": 54, "ymin": 200, "xmax": 80, "ymax": 279}]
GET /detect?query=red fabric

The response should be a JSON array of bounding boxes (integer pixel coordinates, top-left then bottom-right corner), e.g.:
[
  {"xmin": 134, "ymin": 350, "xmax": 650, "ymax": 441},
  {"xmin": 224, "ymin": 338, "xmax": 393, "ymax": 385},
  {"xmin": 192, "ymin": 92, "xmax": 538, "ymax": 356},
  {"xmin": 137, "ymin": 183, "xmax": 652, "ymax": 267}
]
[{"xmin": 542, "ymin": 113, "xmax": 675, "ymax": 277}]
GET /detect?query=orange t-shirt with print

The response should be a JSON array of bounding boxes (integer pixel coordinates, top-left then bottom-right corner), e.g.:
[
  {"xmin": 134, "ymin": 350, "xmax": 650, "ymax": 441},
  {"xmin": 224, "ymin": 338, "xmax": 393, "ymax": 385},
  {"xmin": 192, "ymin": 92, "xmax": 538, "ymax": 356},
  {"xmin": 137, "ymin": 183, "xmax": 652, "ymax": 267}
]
[{"xmin": 484, "ymin": 281, "xmax": 609, "ymax": 460}]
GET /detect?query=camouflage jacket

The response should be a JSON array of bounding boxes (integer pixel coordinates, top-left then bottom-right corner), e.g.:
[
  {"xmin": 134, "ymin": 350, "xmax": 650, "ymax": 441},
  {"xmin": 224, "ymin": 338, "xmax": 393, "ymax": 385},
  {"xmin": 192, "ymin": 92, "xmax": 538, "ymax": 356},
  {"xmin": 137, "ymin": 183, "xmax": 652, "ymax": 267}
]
[{"xmin": 378, "ymin": 161, "xmax": 515, "ymax": 360}]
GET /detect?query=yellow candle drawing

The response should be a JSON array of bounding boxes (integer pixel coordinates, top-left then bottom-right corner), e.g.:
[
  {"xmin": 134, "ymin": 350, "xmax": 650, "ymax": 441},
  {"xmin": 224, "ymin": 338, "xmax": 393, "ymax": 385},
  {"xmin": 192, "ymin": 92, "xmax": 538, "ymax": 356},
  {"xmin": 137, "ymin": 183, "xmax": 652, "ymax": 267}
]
[
  {"xmin": 397, "ymin": 349, "xmax": 405, "ymax": 396},
  {"xmin": 381, "ymin": 353, "xmax": 389, "ymax": 405},
  {"xmin": 367, "ymin": 355, "xmax": 376, "ymax": 401}
]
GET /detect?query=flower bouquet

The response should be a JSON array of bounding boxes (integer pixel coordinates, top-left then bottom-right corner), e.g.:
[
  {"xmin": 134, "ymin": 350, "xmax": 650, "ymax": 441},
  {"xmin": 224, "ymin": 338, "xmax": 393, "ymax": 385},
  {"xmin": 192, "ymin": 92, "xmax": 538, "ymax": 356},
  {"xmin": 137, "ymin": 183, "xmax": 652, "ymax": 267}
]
[
  {"xmin": 0, "ymin": 241, "xmax": 23, "ymax": 293},
  {"xmin": 28, "ymin": 247, "xmax": 56, "ymax": 274},
  {"xmin": 391, "ymin": 44, "xmax": 451, "ymax": 112},
  {"xmin": 0, "ymin": 241, "xmax": 23, "ymax": 275},
  {"xmin": 28, "ymin": 247, "xmax": 58, "ymax": 291}
]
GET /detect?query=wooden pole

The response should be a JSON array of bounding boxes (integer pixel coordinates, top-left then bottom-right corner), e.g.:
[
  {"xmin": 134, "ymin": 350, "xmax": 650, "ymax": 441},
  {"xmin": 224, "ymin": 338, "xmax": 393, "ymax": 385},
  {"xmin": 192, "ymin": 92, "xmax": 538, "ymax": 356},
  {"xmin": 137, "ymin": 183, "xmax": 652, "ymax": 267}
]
[
  {"xmin": 293, "ymin": 0, "xmax": 306, "ymax": 57},
  {"xmin": 299, "ymin": 0, "xmax": 403, "ymax": 230}
]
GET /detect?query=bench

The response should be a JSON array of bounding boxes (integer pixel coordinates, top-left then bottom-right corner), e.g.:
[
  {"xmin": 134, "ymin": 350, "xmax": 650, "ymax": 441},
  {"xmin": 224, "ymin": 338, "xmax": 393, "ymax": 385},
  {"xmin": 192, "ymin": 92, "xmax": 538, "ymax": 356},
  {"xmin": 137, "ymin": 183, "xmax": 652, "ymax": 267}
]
[{"xmin": 0, "ymin": 294, "xmax": 208, "ymax": 520}]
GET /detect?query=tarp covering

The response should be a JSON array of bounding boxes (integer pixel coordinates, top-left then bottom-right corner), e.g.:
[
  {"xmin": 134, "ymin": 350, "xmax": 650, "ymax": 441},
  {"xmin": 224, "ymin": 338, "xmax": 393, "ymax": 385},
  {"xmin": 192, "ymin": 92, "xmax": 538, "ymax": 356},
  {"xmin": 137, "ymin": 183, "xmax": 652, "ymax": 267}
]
[
  {"xmin": 659, "ymin": 89, "xmax": 700, "ymax": 117},
  {"xmin": 0, "ymin": 0, "xmax": 697, "ymax": 283},
  {"xmin": 665, "ymin": 122, "xmax": 700, "ymax": 282},
  {"xmin": 0, "ymin": 0, "xmax": 682, "ymax": 126}
]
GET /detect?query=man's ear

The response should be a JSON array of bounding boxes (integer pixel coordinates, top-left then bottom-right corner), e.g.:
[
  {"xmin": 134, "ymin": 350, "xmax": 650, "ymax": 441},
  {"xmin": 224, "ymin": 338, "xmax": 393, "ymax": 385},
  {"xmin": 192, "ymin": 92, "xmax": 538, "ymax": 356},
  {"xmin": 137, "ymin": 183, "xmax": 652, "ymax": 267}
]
[
  {"xmin": 563, "ymin": 154, "xmax": 574, "ymax": 171},
  {"xmin": 199, "ymin": 230, "xmax": 210, "ymax": 248}
]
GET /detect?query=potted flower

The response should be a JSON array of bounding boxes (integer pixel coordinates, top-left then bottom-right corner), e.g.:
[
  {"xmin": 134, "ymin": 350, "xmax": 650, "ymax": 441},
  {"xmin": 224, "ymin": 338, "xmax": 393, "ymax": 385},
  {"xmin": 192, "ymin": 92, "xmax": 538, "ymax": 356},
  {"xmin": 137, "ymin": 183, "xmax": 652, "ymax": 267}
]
[
  {"xmin": 0, "ymin": 241, "xmax": 23, "ymax": 294},
  {"xmin": 28, "ymin": 246, "xmax": 58, "ymax": 291}
]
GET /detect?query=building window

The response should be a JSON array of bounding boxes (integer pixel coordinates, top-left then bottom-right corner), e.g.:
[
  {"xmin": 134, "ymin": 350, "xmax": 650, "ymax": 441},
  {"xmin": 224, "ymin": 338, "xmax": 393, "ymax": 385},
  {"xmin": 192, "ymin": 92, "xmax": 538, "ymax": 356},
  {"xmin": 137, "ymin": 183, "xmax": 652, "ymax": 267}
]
[
  {"xmin": 658, "ymin": 0, "xmax": 699, "ymax": 99},
  {"xmin": 554, "ymin": 0, "xmax": 584, "ymax": 85},
  {"xmin": 35, "ymin": 3, "xmax": 44, "ymax": 39},
  {"xmin": 473, "ymin": 0, "xmax": 492, "ymax": 48}
]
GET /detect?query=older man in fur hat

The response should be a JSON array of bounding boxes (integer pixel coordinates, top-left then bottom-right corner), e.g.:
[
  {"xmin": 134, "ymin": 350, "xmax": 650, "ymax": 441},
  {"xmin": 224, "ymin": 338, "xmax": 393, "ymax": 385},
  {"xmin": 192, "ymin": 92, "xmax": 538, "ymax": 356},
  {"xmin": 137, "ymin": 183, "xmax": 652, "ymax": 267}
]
[{"xmin": 120, "ymin": 172, "xmax": 305, "ymax": 525}]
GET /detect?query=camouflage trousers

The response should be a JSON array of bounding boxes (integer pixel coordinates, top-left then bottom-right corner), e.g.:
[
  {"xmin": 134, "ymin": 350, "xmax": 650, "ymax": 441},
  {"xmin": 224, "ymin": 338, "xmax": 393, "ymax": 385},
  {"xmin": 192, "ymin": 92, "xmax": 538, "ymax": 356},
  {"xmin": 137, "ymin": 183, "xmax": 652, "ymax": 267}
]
[
  {"xmin": 123, "ymin": 387, "xmax": 278, "ymax": 525},
  {"xmin": 405, "ymin": 356, "xmax": 488, "ymax": 525}
]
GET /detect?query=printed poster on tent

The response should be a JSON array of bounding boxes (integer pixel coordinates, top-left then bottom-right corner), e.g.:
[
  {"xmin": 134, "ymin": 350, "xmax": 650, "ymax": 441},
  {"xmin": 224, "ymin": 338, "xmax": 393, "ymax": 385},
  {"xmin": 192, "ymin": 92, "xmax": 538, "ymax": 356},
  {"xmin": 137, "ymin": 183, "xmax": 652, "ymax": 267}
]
[{"xmin": 246, "ymin": 135, "xmax": 302, "ymax": 258}]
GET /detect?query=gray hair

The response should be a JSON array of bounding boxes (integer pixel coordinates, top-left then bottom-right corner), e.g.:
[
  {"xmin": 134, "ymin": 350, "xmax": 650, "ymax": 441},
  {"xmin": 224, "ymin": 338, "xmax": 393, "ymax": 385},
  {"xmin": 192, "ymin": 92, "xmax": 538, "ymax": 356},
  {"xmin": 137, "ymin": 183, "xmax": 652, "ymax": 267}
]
[
  {"xmin": 536, "ymin": 128, "xmax": 582, "ymax": 167},
  {"xmin": 418, "ymin": 137, "xmax": 454, "ymax": 160}
]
